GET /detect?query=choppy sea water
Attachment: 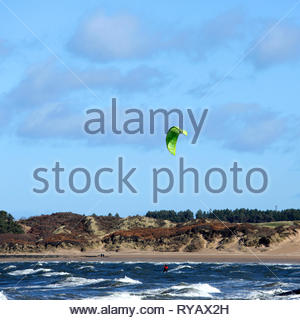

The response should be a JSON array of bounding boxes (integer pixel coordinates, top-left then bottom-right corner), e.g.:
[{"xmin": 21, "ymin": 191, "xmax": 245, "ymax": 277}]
[{"xmin": 0, "ymin": 261, "xmax": 300, "ymax": 300}]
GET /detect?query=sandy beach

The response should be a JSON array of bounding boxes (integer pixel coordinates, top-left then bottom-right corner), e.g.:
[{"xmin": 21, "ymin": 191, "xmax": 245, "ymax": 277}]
[
  {"xmin": 1, "ymin": 248, "xmax": 300, "ymax": 264},
  {"xmin": 2, "ymin": 232, "xmax": 300, "ymax": 264}
]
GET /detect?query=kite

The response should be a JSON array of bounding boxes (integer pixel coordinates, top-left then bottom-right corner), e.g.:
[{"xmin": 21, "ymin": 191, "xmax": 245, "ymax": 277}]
[{"xmin": 166, "ymin": 126, "xmax": 187, "ymax": 155}]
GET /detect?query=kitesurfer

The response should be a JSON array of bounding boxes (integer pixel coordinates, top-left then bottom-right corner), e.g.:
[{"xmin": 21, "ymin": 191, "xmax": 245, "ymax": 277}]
[{"xmin": 163, "ymin": 264, "xmax": 168, "ymax": 272}]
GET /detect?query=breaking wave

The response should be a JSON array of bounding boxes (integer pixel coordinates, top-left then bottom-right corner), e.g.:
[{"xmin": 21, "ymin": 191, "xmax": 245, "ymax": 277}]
[
  {"xmin": 0, "ymin": 291, "xmax": 7, "ymax": 300},
  {"xmin": 42, "ymin": 272, "xmax": 70, "ymax": 277},
  {"xmin": 1, "ymin": 261, "xmax": 300, "ymax": 300},
  {"xmin": 78, "ymin": 266, "xmax": 95, "ymax": 270},
  {"xmin": 8, "ymin": 268, "xmax": 52, "ymax": 276},
  {"xmin": 3, "ymin": 265, "xmax": 16, "ymax": 271},
  {"xmin": 114, "ymin": 276, "xmax": 142, "ymax": 285},
  {"xmin": 46, "ymin": 276, "xmax": 106, "ymax": 288},
  {"xmin": 170, "ymin": 265, "xmax": 193, "ymax": 272},
  {"xmin": 143, "ymin": 282, "xmax": 220, "ymax": 298},
  {"xmin": 168, "ymin": 283, "xmax": 220, "ymax": 298}
]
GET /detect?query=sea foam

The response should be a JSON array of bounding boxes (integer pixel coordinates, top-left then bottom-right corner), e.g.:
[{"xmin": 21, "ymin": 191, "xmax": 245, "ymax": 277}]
[
  {"xmin": 42, "ymin": 272, "xmax": 70, "ymax": 277},
  {"xmin": 78, "ymin": 266, "xmax": 95, "ymax": 270},
  {"xmin": 169, "ymin": 283, "xmax": 220, "ymax": 298},
  {"xmin": 170, "ymin": 265, "xmax": 193, "ymax": 272},
  {"xmin": 46, "ymin": 277, "xmax": 106, "ymax": 288},
  {"xmin": 3, "ymin": 265, "xmax": 16, "ymax": 271},
  {"xmin": 144, "ymin": 282, "xmax": 220, "ymax": 298},
  {"xmin": 114, "ymin": 276, "xmax": 142, "ymax": 285},
  {"xmin": 8, "ymin": 268, "xmax": 52, "ymax": 276},
  {"xmin": 0, "ymin": 291, "xmax": 7, "ymax": 300}
]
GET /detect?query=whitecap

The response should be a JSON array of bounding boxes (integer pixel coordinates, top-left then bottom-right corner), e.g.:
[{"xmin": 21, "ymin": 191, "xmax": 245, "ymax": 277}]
[
  {"xmin": 279, "ymin": 266, "xmax": 296, "ymax": 270},
  {"xmin": 8, "ymin": 268, "xmax": 52, "ymax": 276},
  {"xmin": 78, "ymin": 266, "xmax": 95, "ymax": 270},
  {"xmin": 3, "ymin": 265, "xmax": 16, "ymax": 271},
  {"xmin": 168, "ymin": 283, "xmax": 220, "ymax": 298},
  {"xmin": 213, "ymin": 263, "xmax": 232, "ymax": 270},
  {"xmin": 114, "ymin": 276, "xmax": 142, "ymax": 285},
  {"xmin": 46, "ymin": 276, "xmax": 106, "ymax": 288},
  {"xmin": 144, "ymin": 282, "xmax": 220, "ymax": 298},
  {"xmin": 172, "ymin": 282, "xmax": 220, "ymax": 292},
  {"xmin": 42, "ymin": 272, "xmax": 70, "ymax": 277},
  {"xmin": 170, "ymin": 265, "xmax": 193, "ymax": 272},
  {"xmin": 0, "ymin": 291, "xmax": 7, "ymax": 300},
  {"xmin": 153, "ymin": 262, "xmax": 202, "ymax": 266},
  {"xmin": 249, "ymin": 287, "xmax": 300, "ymax": 300},
  {"xmin": 248, "ymin": 289, "xmax": 284, "ymax": 300}
]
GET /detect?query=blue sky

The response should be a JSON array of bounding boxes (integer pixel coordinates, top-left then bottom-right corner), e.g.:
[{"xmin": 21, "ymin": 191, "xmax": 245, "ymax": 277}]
[{"xmin": 0, "ymin": 0, "xmax": 300, "ymax": 218}]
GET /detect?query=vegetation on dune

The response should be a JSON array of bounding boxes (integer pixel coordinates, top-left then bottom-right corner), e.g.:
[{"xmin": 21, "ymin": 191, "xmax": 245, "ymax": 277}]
[
  {"xmin": 1, "ymin": 209, "xmax": 300, "ymax": 253},
  {"xmin": 102, "ymin": 219, "xmax": 300, "ymax": 252},
  {"xmin": 0, "ymin": 211, "xmax": 174, "ymax": 253},
  {"xmin": 256, "ymin": 221, "xmax": 298, "ymax": 228},
  {"xmin": 19, "ymin": 212, "xmax": 87, "ymax": 237},
  {"xmin": 0, "ymin": 210, "xmax": 23, "ymax": 234}
]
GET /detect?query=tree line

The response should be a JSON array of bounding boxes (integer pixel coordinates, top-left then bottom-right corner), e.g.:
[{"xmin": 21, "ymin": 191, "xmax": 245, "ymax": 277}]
[
  {"xmin": 0, "ymin": 210, "xmax": 24, "ymax": 234},
  {"xmin": 145, "ymin": 210, "xmax": 194, "ymax": 223},
  {"xmin": 146, "ymin": 208, "xmax": 300, "ymax": 223}
]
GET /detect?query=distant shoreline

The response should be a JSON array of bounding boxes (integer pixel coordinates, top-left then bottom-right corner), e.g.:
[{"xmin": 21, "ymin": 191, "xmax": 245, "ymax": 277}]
[{"xmin": 1, "ymin": 251, "xmax": 300, "ymax": 264}]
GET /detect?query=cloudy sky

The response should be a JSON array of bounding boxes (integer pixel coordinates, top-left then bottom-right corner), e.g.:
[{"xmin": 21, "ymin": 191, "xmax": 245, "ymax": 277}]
[{"xmin": 0, "ymin": 0, "xmax": 300, "ymax": 218}]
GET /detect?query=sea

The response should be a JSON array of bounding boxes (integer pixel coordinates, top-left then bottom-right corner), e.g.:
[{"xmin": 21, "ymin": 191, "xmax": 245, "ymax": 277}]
[{"xmin": 0, "ymin": 261, "xmax": 300, "ymax": 300}]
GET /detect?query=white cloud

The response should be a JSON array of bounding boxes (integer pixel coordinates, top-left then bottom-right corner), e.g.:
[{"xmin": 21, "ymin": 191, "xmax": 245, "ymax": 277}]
[
  {"xmin": 204, "ymin": 103, "xmax": 289, "ymax": 152},
  {"xmin": 5, "ymin": 60, "xmax": 165, "ymax": 110},
  {"xmin": 248, "ymin": 23, "xmax": 300, "ymax": 68},
  {"xmin": 68, "ymin": 12, "xmax": 157, "ymax": 61},
  {"xmin": 68, "ymin": 9, "xmax": 246, "ymax": 62},
  {"xmin": 17, "ymin": 103, "xmax": 84, "ymax": 139}
]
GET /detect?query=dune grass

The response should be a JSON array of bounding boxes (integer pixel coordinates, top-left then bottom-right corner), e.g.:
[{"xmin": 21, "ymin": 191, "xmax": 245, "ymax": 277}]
[{"xmin": 254, "ymin": 221, "xmax": 299, "ymax": 228}]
